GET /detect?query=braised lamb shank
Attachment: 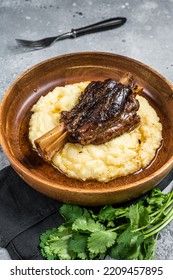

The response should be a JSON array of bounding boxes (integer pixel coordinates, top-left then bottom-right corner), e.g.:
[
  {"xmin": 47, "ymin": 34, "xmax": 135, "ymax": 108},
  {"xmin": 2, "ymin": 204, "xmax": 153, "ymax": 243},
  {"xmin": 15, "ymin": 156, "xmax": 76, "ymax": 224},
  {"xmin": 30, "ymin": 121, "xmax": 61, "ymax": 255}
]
[
  {"xmin": 61, "ymin": 77, "xmax": 140, "ymax": 145},
  {"xmin": 34, "ymin": 72, "xmax": 142, "ymax": 161}
]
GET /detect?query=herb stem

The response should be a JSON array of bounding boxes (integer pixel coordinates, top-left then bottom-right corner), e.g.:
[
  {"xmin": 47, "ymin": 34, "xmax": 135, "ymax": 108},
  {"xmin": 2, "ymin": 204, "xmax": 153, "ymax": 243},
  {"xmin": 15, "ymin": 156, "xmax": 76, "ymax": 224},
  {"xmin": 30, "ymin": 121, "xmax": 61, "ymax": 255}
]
[
  {"xmin": 108, "ymin": 224, "xmax": 128, "ymax": 232},
  {"xmin": 144, "ymin": 207, "xmax": 173, "ymax": 238},
  {"xmin": 149, "ymin": 198, "xmax": 173, "ymax": 217},
  {"xmin": 132, "ymin": 198, "xmax": 173, "ymax": 233},
  {"xmin": 150, "ymin": 194, "xmax": 173, "ymax": 224},
  {"xmin": 144, "ymin": 215, "xmax": 173, "ymax": 239}
]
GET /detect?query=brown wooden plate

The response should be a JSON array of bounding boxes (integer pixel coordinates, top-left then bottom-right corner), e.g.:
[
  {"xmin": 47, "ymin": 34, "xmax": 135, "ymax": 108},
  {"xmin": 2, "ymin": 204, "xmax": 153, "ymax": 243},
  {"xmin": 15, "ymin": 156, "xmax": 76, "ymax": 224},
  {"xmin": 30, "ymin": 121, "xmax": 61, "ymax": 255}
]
[{"xmin": 0, "ymin": 52, "xmax": 173, "ymax": 206}]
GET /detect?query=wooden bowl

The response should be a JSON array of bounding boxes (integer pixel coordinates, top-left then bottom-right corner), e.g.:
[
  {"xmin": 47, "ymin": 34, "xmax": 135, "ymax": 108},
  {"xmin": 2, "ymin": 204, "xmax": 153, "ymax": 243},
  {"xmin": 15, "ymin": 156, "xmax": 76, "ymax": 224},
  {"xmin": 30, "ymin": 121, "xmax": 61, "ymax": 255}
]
[{"xmin": 0, "ymin": 52, "xmax": 173, "ymax": 206}]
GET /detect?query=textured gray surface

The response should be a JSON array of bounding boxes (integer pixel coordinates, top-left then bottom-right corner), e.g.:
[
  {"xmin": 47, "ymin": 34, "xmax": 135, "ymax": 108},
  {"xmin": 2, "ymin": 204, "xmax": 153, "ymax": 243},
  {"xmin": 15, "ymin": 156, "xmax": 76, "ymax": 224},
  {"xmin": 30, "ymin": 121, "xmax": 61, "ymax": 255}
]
[{"xmin": 0, "ymin": 0, "xmax": 173, "ymax": 260}]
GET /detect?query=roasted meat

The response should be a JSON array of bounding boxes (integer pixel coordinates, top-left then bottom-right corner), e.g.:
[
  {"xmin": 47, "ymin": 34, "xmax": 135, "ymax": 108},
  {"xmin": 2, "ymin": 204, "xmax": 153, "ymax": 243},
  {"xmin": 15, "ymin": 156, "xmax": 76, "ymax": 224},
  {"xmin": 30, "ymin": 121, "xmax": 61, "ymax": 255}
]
[
  {"xmin": 34, "ymin": 72, "xmax": 142, "ymax": 161},
  {"xmin": 60, "ymin": 78, "xmax": 140, "ymax": 145}
]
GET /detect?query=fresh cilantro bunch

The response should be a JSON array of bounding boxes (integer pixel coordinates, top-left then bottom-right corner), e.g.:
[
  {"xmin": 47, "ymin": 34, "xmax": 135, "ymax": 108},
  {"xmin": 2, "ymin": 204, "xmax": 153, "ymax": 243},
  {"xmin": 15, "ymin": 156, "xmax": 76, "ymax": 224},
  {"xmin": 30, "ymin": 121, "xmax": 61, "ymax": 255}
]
[{"xmin": 40, "ymin": 188, "xmax": 173, "ymax": 260}]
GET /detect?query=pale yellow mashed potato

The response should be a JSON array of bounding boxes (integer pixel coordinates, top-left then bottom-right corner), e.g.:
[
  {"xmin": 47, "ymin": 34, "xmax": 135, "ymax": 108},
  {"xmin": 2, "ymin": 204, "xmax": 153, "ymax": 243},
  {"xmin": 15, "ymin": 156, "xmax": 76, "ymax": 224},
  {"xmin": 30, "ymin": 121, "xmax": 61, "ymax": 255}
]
[{"xmin": 29, "ymin": 82, "xmax": 162, "ymax": 182}]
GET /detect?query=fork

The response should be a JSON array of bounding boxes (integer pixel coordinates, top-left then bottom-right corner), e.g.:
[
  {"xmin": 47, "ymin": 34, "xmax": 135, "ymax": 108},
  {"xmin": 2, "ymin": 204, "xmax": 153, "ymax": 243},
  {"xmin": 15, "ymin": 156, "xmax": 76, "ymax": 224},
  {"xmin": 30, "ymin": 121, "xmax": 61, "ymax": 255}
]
[{"xmin": 15, "ymin": 17, "xmax": 126, "ymax": 49}]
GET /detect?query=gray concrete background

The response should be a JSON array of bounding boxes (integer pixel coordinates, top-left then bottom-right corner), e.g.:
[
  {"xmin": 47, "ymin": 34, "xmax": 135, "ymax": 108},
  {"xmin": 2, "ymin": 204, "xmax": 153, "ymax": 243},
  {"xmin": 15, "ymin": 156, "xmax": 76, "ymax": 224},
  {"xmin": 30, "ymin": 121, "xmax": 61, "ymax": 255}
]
[{"xmin": 0, "ymin": 0, "xmax": 173, "ymax": 260}]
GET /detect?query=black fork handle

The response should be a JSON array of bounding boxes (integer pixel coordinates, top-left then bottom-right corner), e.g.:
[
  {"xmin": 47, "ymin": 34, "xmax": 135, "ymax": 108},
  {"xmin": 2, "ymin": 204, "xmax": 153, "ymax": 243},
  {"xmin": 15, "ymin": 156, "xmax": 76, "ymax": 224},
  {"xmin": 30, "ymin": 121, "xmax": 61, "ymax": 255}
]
[{"xmin": 71, "ymin": 17, "xmax": 126, "ymax": 37}]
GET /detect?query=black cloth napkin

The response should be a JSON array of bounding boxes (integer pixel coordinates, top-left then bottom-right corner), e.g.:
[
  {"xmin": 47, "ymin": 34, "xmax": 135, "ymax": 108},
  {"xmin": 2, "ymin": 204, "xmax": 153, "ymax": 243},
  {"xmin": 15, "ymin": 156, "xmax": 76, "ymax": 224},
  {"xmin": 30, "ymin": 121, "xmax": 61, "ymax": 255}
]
[
  {"xmin": 0, "ymin": 166, "xmax": 173, "ymax": 260},
  {"xmin": 0, "ymin": 166, "xmax": 63, "ymax": 260}
]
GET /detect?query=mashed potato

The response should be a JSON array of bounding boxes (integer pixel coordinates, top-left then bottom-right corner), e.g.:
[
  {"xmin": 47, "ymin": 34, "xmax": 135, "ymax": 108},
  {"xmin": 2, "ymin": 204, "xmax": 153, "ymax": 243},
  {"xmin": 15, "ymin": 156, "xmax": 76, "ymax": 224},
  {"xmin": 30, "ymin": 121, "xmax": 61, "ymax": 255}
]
[{"xmin": 29, "ymin": 82, "xmax": 162, "ymax": 182}]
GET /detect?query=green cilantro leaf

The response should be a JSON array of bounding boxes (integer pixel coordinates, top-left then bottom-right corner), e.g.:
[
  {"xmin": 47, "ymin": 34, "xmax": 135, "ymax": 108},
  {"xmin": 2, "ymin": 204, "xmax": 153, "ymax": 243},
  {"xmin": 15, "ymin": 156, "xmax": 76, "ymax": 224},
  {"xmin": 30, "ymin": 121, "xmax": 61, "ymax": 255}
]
[
  {"xmin": 44, "ymin": 237, "xmax": 72, "ymax": 260},
  {"xmin": 60, "ymin": 204, "xmax": 83, "ymax": 224},
  {"xmin": 108, "ymin": 243, "xmax": 128, "ymax": 259},
  {"xmin": 128, "ymin": 204, "xmax": 149, "ymax": 229},
  {"xmin": 72, "ymin": 216, "xmax": 104, "ymax": 233},
  {"xmin": 146, "ymin": 188, "xmax": 169, "ymax": 209},
  {"xmin": 68, "ymin": 233, "xmax": 87, "ymax": 255},
  {"xmin": 142, "ymin": 236, "xmax": 157, "ymax": 260},
  {"xmin": 109, "ymin": 227, "xmax": 144, "ymax": 260},
  {"xmin": 77, "ymin": 252, "xmax": 88, "ymax": 260},
  {"xmin": 40, "ymin": 225, "xmax": 73, "ymax": 260},
  {"xmin": 98, "ymin": 205, "xmax": 116, "ymax": 221},
  {"xmin": 40, "ymin": 228, "xmax": 58, "ymax": 246},
  {"xmin": 88, "ymin": 230, "xmax": 117, "ymax": 254},
  {"xmin": 98, "ymin": 205, "xmax": 128, "ymax": 222}
]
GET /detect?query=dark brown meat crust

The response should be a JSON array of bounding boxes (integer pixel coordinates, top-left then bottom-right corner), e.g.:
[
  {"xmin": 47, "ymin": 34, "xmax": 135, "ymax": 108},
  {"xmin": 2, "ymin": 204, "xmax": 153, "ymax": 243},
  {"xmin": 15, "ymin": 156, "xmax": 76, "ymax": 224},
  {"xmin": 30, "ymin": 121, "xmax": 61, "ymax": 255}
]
[{"xmin": 60, "ymin": 78, "xmax": 140, "ymax": 145}]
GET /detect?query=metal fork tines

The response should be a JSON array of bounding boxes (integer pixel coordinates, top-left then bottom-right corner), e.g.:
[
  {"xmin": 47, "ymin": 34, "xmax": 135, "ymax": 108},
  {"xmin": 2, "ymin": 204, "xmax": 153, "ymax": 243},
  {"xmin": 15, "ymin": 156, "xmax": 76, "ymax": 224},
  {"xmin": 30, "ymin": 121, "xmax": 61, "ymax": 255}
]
[{"xmin": 16, "ymin": 32, "xmax": 72, "ymax": 49}]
